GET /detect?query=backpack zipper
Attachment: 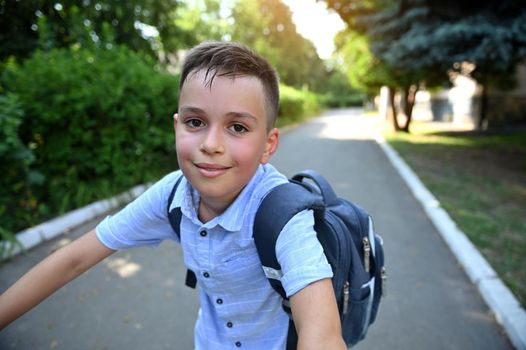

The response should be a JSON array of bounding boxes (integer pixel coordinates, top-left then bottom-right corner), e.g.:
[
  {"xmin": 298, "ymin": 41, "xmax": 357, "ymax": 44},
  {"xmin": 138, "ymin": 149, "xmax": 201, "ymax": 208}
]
[
  {"xmin": 326, "ymin": 211, "xmax": 351, "ymax": 293},
  {"xmin": 381, "ymin": 266, "xmax": 387, "ymax": 297},
  {"xmin": 326, "ymin": 211, "xmax": 353, "ymax": 316},
  {"xmin": 343, "ymin": 281, "xmax": 350, "ymax": 314},
  {"xmin": 363, "ymin": 237, "xmax": 371, "ymax": 273}
]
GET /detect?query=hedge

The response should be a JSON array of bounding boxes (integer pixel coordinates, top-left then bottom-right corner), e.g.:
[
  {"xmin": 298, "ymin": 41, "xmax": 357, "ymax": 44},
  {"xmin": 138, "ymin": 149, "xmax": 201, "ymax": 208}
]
[
  {"xmin": 278, "ymin": 84, "xmax": 322, "ymax": 127},
  {"xmin": 0, "ymin": 45, "xmax": 179, "ymax": 239}
]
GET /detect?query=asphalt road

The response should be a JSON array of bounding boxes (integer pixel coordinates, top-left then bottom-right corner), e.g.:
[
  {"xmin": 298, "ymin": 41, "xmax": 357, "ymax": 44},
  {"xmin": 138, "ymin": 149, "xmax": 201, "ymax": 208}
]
[{"xmin": 0, "ymin": 108, "xmax": 513, "ymax": 349}]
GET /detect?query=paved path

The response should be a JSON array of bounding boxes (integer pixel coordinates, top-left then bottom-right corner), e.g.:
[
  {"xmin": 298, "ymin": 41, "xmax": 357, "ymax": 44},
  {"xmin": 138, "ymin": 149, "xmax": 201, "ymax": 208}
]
[{"xmin": 0, "ymin": 108, "xmax": 513, "ymax": 349}]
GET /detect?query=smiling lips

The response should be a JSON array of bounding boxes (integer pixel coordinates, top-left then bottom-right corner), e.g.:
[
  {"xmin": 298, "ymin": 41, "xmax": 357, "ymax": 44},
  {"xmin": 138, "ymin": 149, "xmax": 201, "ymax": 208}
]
[{"xmin": 194, "ymin": 163, "xmax": 231, "ymax": 178}]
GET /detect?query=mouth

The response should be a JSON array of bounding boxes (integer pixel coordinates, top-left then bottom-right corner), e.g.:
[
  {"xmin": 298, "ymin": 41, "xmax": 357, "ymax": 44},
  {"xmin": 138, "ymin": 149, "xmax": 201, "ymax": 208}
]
[{"xmin": 194, "ymin": 163, "xmax": 231, "ymax": 178}]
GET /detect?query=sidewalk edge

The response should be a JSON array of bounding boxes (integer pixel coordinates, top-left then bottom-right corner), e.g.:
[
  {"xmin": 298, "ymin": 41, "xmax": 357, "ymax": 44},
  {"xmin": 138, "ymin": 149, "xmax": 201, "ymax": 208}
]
[
  {"xmin": 373, "ymin": 130, "xmax": 526, "ymax": 350},
  {"xmin": 1, "ymin": 184, "xmax": 149, "ymax": 260}
]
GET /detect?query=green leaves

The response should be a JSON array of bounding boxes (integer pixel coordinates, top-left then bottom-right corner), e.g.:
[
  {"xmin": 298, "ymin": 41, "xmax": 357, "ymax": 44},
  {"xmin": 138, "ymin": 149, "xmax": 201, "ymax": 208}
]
[
  {"xmin": 0, "ymin": 93, "xmax": 40, "ymax": 249},
  {"xmin": 0, "ymin": 0, "xmax": 185, "ymax": 61},
  {"xmin": 1, "ymin": 45, "xmax": 179, "ymax": 235},
  {"xmin": 278, "ymin": 85, "xmax": 322, "ymax": 126},
  {"xmin": 333, "ymin": 0, "xmax": 526, "ymax": 86},
  {"xmin": 231, "ymin": 0, "xmax": 327, "ymax": 91}
]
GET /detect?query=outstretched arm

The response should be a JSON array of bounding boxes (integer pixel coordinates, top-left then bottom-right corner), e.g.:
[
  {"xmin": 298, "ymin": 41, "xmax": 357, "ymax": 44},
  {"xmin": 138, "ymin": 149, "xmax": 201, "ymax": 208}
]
[
  {"xmin": 0, "ymin": 229, "xmax": 115, "ymax": 330},
  {"xmin": 290, "ymin": 278, "xmax": 347, "ymax": 350}
]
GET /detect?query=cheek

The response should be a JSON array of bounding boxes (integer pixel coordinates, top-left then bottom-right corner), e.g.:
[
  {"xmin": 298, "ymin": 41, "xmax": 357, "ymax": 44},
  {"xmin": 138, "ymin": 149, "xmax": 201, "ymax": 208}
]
[
  {"xmin": 175, "ymin": 133, "xmax": 194, "ymax": 159},
  {"xmin": 231, "ymin": 139, "xmax": 266, "ymax": 165}
]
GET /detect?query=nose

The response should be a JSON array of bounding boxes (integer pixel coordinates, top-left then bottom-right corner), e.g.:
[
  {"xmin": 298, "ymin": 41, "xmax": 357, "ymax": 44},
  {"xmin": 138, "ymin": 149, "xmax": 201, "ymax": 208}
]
[{"xmin": 200, "ymin": 126, "xmax": 224, "ymax": 154}]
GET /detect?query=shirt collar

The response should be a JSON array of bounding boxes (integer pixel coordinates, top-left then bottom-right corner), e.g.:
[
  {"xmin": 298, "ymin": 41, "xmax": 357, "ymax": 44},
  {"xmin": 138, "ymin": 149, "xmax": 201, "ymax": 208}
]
[{"xmin": 178, "ymin": 165, "xmax": 265, "ymax": 232}]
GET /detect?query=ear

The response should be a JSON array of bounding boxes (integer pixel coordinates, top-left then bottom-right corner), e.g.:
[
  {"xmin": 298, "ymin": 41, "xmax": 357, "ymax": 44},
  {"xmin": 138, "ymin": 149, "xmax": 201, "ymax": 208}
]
[
  {"xmin": 261, "ymin": 128, "xmax": 279, "ymax": 164},
  {"xmin": 173, "ymin": 113, "xmax": 178, "ymax": 131}
]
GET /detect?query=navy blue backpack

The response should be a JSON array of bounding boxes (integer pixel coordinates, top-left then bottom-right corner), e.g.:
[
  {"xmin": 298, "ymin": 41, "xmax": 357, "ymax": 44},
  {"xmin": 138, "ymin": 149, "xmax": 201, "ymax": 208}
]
[{"xmin": 167, "ymin": 170, "xmax": 386, "ymax": 349}]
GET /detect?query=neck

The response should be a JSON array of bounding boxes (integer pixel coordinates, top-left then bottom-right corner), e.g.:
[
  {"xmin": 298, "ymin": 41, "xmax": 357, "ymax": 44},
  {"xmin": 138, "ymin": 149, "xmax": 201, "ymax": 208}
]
[{"xmin": 198, "ymin": 199, "xmax": 228, "ymax": 223}]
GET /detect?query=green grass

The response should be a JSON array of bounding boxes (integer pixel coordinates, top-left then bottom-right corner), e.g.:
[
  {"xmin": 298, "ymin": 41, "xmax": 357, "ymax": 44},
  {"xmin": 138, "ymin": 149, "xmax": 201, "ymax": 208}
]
[{"xmin": 384, "ymin": 121, "xmax": 526, "ymax": 307}]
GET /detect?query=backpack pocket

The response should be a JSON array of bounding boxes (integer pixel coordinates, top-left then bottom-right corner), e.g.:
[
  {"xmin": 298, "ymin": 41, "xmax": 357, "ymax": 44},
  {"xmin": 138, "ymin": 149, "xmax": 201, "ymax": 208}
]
[{"xmin": 341, "ymin": 281, "xmax": 372, "ymax": 345}]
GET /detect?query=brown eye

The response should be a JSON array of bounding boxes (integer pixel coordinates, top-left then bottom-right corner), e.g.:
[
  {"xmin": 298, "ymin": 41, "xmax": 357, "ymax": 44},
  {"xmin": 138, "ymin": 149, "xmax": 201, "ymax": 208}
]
[
  {"xmin": 185, "ymin": 119, "xmax": 204, "ymax": 128},
  {"xmin": 229, "ymin": 123, "xmax": 248, "ymax": 134}
]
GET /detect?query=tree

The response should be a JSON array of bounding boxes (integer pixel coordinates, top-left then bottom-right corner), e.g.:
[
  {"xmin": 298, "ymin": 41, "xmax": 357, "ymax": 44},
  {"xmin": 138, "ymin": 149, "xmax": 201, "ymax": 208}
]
[
  {"xmin": 328, "ymin": 1, "xmax": 442, "ymax": 131},
  {"xmin": 319, "ymin": 60, "xmax": 366, "ymax": 107},
  {"xmin": 0, "ymin": 0, "xmax": 41, "ymax": 60},
  {"xmin": 325, "ymin": 0, "xmax": 526, "ymax": 130},
  {"xmin": 333, "ymin": 25, "xmax": 432, "ymax": 131},
  {"xmin": 0, "ymin": 0, "xmax": 186, "ymax": 61},
  {"xmin": 231, "ymin": 0, "xmax": 326, "ymax": 91},
  {"xmin": 333, "ymin": 30, "xmax": 404, "ymax": 128},
  {"xmin": 173, "ymin": 0, "xmax": 233, "ymax": 48}
]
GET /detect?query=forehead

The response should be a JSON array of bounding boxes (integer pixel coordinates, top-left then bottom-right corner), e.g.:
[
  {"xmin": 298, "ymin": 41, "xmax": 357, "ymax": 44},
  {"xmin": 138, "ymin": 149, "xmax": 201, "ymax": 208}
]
[
  {"xmin": 182, "ymin": 68, "xmax": 262, "ymax": 91},
  {"xmin": 179, "ymin": 69, "xmax": 268, "ymax": 120}
]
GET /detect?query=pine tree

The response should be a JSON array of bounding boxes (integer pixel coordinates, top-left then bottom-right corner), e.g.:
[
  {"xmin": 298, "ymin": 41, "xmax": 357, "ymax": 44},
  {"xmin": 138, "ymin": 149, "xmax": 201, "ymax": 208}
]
[{"xmin": 326, "ymin": 0, "xmax": 526, "ymax": 130}]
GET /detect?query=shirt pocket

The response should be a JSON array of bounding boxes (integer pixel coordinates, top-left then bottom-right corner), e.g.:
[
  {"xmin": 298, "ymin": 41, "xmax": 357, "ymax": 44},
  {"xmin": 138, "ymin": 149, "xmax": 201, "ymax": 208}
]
[{"xmin": 214, "ymin": 241, "xmax": 266, "ymax": 294}]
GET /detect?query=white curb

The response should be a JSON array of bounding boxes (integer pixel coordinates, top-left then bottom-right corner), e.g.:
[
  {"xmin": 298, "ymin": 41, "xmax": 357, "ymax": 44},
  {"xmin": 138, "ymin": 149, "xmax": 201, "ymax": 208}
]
[
  {"xmin": 2, "ymin": 184, "xmax": 149, "ymax": 259},
  {"xmin": 373, "ymin": 129, "xmax": 526, "ymax": 350}
]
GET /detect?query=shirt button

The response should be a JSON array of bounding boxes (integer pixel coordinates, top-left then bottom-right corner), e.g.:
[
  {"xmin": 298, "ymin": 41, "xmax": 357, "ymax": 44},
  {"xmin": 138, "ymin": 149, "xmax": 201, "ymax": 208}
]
[
  {"xmin": 203, "ymin": 272, "xmax": 210, "ymax": 278},
  {"xmin": 227, "ymin": 321, "xmax": 233, "ymax": 328},
  {"xmin": 200, "ymin": 230, "xmax": 207, "ymax": 237},
  {"xmin": 235, "ymin": 341, "xmax": 242, "ymax": 347},
  {"xmin": 216, "ymin": 298, "xmax": 223, "ymax": 305}
]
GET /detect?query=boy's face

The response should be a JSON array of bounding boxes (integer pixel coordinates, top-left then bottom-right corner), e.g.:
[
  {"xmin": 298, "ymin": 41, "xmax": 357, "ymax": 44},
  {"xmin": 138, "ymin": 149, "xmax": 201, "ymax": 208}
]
[{"xmin": 174, "ymin": 69, "xmax": 279, "ymax": 213}]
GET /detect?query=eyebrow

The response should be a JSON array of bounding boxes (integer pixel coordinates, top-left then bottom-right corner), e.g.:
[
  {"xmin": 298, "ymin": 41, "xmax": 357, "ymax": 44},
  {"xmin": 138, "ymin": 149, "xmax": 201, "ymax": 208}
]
[
  {"xmin": 226, "ymin": 111, "xmax": 259, "ymax": 124},
  {"xmin": 179, "ymin": 106, "xmax": 259, "ymax": 124},
  {"xmin": 179, "ymin": 106, "xmax": 206, "ymax": 116}
]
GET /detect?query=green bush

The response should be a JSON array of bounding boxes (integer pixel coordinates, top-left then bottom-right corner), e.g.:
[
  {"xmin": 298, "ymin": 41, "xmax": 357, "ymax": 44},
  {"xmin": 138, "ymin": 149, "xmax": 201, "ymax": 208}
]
[
  {"xmin": 318, "ymin": 69, "xmax": 365, "ymax": 108},
  {"xmin": 1, "ymin": 45, "xmax": 179, "ymax": 234},
  {"xmin": 0, "ymin": 93, "xmax": 37, "ymax": 256},
  {"xmin": 321, "ymin": 92, "xmax": 365, "ymax": 108},
  {"xmin": 278, "ymin": 84, "xmax": 322, "ymax": 127}
]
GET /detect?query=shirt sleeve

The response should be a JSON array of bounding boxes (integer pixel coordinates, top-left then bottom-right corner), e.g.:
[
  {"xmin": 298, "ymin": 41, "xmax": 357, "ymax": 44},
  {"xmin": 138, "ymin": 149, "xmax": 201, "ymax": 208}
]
[
  {"xmin": 275, "ymin": 209, "xmax": 333, "ymax": 298},
  {"xmin": 95, "ymin": 172, "xmax": 181, "ymax": 250}
]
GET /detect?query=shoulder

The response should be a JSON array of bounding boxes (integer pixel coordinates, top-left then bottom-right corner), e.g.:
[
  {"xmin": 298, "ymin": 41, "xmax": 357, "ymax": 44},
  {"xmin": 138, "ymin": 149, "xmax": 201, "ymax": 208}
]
[
  {"xmin": 146, "ymin": 170, "xmax": 184, "ymax": 203},
  {"xmin": 252, "ymin": 163, "xmax": 288, "ymax": 202},
  {"xmin": 124, "ymin": 170, "xmax": 184, "ymax": 216},
  {"xmin": 275, "ymin": 208, "xmax": 333, "ymax": 297},
  {"xmin": 157, "ymin": 170, "xmax": 184, "ymax": 193},
  {"xmin": 276, "ymin": 209, "xmax": 315, "ymax": 248},
  {"xmin": 95, "ymin": 170, "xmax": 184, "ymax": 249}
]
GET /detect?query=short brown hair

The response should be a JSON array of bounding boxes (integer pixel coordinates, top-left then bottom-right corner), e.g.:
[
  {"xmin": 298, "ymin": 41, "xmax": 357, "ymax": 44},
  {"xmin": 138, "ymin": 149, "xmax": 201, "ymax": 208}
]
[{"xmin": 179, "ymin": 41, "xmax": 280, "ymax": 130}]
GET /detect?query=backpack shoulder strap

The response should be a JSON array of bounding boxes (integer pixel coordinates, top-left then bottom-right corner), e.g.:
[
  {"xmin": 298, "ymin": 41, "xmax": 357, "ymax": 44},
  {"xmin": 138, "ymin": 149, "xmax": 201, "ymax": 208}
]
[
  {"xmin": 166, "ymin": 174, "xmax": 198, "ymax": 288},
  {"xmin": 253, "ymin": 181, "xmax": 324, "ymax": 301},
  {"xmin": 291, "ymin": 170, "xmax": 339, "ymax": 206},
  {"xmin": 167, "ymin": 174, "xmax": 184, "ymax": 238}
]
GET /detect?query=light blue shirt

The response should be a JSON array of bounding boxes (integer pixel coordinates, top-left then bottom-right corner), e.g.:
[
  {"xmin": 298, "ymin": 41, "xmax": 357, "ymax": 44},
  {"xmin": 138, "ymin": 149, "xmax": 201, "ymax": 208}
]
[{"xmin": 96, "ymin": 164, "xmax": 333, "ymax": 349}]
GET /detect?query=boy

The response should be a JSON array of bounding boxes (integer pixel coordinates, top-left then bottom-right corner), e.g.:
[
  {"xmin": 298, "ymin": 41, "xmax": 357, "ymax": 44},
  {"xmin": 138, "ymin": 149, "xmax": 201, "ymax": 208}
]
[{"xmin": 0, "ymin": 41, "xmax": 346, "ymax": 349}]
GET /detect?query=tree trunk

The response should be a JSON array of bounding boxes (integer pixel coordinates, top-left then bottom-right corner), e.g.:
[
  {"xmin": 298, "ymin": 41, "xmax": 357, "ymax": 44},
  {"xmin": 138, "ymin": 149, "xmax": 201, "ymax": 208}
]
[
  {"xmin": 387, "ymin": 86, "xmax": 401, "ymax": 131},
  {"xmin": 400, "ymin": 84, "xmax": 419, "ymax": 133},
  {"xmin": 478, "ymin": 84, "xmax": 488, "ymax": 129}
]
